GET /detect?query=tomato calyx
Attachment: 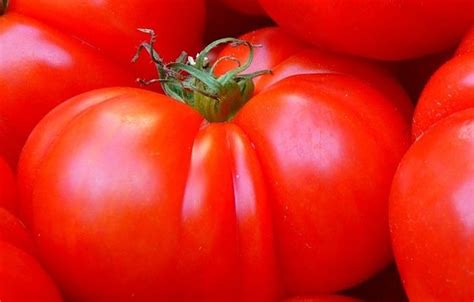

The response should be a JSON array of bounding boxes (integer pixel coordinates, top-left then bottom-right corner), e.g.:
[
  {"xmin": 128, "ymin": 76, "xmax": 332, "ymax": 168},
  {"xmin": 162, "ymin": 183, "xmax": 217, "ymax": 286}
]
[{"xmin": 133, "ymin": 28, "xmax": 269, "ymax": 122}]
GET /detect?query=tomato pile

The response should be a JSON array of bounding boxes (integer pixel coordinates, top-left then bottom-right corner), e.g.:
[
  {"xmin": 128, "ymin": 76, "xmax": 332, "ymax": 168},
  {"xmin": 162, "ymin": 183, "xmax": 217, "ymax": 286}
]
[{"xmin": 1, "ymin": 0, "xmax": 473, "ymax": 301}]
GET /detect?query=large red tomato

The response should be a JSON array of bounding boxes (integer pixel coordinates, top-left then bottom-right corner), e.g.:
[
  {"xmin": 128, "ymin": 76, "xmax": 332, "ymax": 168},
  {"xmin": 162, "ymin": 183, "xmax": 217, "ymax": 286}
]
[
  {"xmin": 257, "ymin": 0, "xmax": 474, "ymax": 60},
  {"xmin": 18, "ymin": 62, "xmax": 410, "ymax": 299},
  {"xmin": 0, "ymin": 242, "xmax": 63, "ymax": 302},
  {"xmin": 390, "ymin": 109, "xmax": 474, "ymax": 301},
  {"xmin": 412, "ymin": 26, "xmax": 474, "ymax": 139}
]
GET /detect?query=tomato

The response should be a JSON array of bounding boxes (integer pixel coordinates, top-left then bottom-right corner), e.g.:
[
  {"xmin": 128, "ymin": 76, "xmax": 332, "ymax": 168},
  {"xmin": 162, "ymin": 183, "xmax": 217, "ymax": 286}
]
[
  {"xmin": 18, "ymin": 64, "xmax": 410, "ymax": 299},
  {"xmin": 412, "ymin": 29, "xmax": 474, "ymax": 139},
  {"xmin": 283, "ymin": 296, "xmax": 363, "ymax": 302},
  {"xmin": 0, "ymin": 157, "xmax": 17, "ymax": 214},
  {"xmin": 218, "ymin": 0, "xmax": 265, "ymax": 16},
  {"xmin": 390, "ymin": 109, "xmax": 474, "ymax": 301},
  {"xmin": 0, "ymin": 208, "xmax": 35, "ymax": 255},
  {"xmin": 257, "ymin": 0, "xmax": 474, "ymax": 60},
  {"xmin": 0, "ymin": 242, "xmax": 63, "ymax": 302},
  {"xmin": 8, "ymin": 0, "xmax": 205, "ymax": 78}
]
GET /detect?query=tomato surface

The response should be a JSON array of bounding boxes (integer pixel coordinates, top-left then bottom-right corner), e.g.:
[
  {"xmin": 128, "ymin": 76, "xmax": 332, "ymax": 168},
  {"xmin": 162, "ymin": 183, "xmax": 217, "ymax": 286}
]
[
  {"xmin": 8, "ymin": 0, "xmax": 205, "ymax": 78},
  {"xmin": 18, "ymin": 70, "xmax": 410, "ymax": 299},
  {"xmin": 412, "ymin": 29, "xmax": 474, "ymax": 139},
  {"xmin": 390, "ymin": 109, "xmax": 474, "ymax": 301},
  {"xmin": 0, "ymin": 242, "xmax": 63, "ymax": 302},
  {"xmin": 218, "ymin": 0, "xmax": 265, "ymax": 16},
  {"xmin": 257, "ymin": 0, "xmax": 474, "ymax": 60}
]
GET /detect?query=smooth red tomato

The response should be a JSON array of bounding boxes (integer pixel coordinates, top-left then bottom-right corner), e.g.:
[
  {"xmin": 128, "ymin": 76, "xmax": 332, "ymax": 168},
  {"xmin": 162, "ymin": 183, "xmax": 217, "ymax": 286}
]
[
  {"xmin": 0, "ymin": 208, "xmax": 35, "ymax": 255},
  {"xmin": 218, "ymin": 0, "xmax": 265, "ymax": 16},
  {"xmin": 0, "ymin": 242, "xmax": 62, "ymax": 302},
  {"xmin": 412, "ymin": 29, "xmax": 474, "ymax": 139},
  {"xmin": 258, "ymin": 0, "xmax": 474, "ymax": 60},
  {"xmin": 8, "ymin": 0, "xmax": 205, "ymax": 78},
  {"xmin": 283, "ymin": 295, "xmax": 363, "ymax": 302},
  {"xmin": 390, "ymin": 109, "xmax": 474, "ymax": 301},
  {"xmin": 18, "ymin": 70, "xmax": 410, "ymax": 299},
  {"xmin": 0, "ymin": 157, "xmax": 17, "ymax": 214}
]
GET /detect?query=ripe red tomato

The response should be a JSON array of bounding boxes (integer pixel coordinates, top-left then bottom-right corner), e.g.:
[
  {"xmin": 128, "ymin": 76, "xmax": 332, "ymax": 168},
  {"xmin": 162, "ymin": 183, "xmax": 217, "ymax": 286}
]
[
  {"xmin": 257, "ymin": 0, "xmax": 474, "ymax": 60},
  {"xmin": 412, "ymin": 28, "xmax": 474, "ymax": 139},
  {"xmin": 390, "ymin": 109, "xmax": 474, "ymax": 301},
  {"xmin": 18, "ymin": 68, "xmax": 410, "ymax": 299},
  {"xmin": 0, "ymin": 157, "xmax": 17, "ymax": 214},
  {"xmin": 0, "ymin": 242, "xmax": 63, "ymax": 302}
]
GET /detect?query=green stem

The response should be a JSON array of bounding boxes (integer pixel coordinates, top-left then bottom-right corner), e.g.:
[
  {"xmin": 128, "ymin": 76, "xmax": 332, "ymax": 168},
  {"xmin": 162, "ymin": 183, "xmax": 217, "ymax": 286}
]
[{"xmin": 133, "ymin": 29, "xmax": 270, "ymax": 122}]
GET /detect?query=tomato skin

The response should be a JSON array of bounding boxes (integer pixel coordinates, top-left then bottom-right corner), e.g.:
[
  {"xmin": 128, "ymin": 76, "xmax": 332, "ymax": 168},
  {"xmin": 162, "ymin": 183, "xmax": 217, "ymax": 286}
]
[
  {"xmin": 258, "ymin": 0, "xmax": 474, "ymax": 60},
  {"xmin": 390, "ymin": 109, "xmax": 474, "ymax": 301},
  {"xmin": 19, "ymin": 73, "xmax": 409, "ymax": 299},
  {"xmin": 8, "ymin": 0, "xmax": 205, "ymax": 78},
  {"xmin": 0, "ymin": 242, "xmax": 63, "ymax": 302},
  {"xmin": 456, "ymin": 26, "xmax": 474, "ymax": 56},
  {"xmin": 234, "ymin": 74, "xmax": 410, "ymax": 294},
  {"xmin": 412, "ymin": 54, "xmax": 474, "ymax": 139},
  {"xmin": 0, "ymin": 157, "xmax": 17, "ymax": 214},
  {"xmin": 0, "ymin": 13, "xmax": 132, "ymax": 167},
  {"xmin": 0, "ymin": 208, "xmax": 35, "ymax": 255}
]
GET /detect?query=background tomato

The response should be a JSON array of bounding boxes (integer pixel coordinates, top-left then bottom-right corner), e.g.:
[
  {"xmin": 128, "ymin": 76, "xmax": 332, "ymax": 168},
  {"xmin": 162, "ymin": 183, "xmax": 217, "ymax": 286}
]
[
  {"xmin": 0, "ymin": 242, "xmax": 63, "ymax": 302},
  {"xmin": 390, "ymin": 109, "xmax": 474, "ymax": 301},
  {"xmin": 412, "ymin": 28, "xmax": 474, "ymax": 139},
  {"xmin": 257, "ymin": 0, "xmax": 474, "ymax": 60},
  {"xmin": 18, "ymin": 70, "xmax": 410, "ymax": 299}
]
